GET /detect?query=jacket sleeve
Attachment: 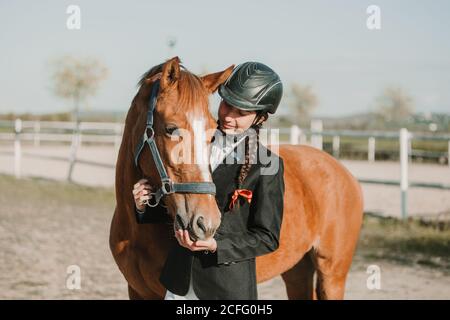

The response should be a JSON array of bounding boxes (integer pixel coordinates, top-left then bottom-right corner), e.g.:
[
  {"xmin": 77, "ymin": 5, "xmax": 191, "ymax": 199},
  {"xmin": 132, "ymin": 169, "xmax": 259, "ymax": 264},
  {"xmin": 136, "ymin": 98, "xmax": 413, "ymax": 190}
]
[
  {"xmin": 214, "ymin": 159, "xmax": 285, "ymax": 265},
  {"xmin": 134, "ymin": 203, "xmax": 172, "ymax": 224}
]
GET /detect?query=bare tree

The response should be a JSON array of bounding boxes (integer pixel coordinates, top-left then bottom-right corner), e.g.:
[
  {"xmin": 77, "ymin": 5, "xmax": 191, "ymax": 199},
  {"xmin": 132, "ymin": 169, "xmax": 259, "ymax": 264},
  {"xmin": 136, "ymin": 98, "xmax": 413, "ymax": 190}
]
[
  {"xmin": 289, "ymin": 83, "xmax": 318, "ymax": 125},
  {"xmin": 50, "ymin": 55, "xmax": 108, "ymax": 182},
  {"xmin": 51, "ymin": 55, "xmax": 108, "ymax": 123},
  {"xmin": 375, "ymin": 87, "xmax": 414, "ymax": 123}
]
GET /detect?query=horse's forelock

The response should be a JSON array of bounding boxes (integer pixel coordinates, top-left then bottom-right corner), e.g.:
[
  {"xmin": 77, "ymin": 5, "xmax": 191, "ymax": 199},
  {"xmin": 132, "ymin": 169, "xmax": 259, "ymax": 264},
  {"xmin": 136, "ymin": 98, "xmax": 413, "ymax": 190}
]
[
  {"xmin": 138, "ymin": 63, "xmax": 209, "ymax": 115},
  {"xmin": 176, "ymin": 71, "xmax": 209, "ymax": 115}
]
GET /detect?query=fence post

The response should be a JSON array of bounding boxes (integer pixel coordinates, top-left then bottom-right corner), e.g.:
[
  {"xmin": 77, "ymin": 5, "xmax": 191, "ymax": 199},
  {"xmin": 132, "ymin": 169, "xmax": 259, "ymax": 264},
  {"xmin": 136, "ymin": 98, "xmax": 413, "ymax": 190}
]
[
  {"xmin": 368, "ymin": 137, "xmax": 376, "ymax": 162},
  {"xmin": 290, "ymin": 125, "xmax": 300, "ymax": 145},
  {"xmin": 400, "ymin": 128, "xmax": 409, "ymax": 219},
  {"xmin": 270, "ymin": 129, "xmax": 279, "ymax": 146},
  {"xmin": 34, "ymin": 120, "xmax": 40, "ymax": 147},
  {"xmin": 14, "ymin": 119, "xmax": 22, "ymax": 179},
  {"xmin": 67, "ymin": 121, "xmax": 81, "ymax": 182},
  {"xmin": 332, "ymin": 136, "xmax": 340, "ymax": 158},
  {"xmin": 78, "ymin": 121, "xmax": 83, "ymax": 147},
  {"xmin": 310, "ymin": 119, "xmax": 323, "ymax": 150}
]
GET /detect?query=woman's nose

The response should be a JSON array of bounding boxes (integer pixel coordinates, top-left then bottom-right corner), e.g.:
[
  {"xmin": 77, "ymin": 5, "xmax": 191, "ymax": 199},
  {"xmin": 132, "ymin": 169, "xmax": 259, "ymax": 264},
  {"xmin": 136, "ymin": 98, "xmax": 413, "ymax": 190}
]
[{"xmin": 224, "ymin": 114, "xmax": 234, "ymax": 122}]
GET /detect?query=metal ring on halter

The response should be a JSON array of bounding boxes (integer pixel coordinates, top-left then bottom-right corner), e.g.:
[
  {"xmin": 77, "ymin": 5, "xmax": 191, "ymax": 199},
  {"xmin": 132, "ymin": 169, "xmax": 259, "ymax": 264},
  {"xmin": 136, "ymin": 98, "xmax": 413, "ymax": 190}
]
[
  {"xmin": 144, "ymin": 127, "xmax": 155, "ymax": 141},
  {"xmin": 144, "ymin": 192, "xmax": 159, "ymax": 207}
]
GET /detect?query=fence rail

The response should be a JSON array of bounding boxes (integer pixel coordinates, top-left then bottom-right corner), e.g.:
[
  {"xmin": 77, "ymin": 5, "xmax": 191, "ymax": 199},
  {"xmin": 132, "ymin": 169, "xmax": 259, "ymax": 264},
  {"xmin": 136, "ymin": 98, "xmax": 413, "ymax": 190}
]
[{"xmin": 1, "ymin": 119, "xmax": 449, "ymax": 218}]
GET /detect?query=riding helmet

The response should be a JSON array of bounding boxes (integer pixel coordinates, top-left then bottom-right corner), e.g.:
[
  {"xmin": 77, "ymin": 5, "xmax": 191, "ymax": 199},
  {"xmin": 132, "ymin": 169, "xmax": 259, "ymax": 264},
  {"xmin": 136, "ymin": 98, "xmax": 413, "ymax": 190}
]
[{"xmin": 218, "ymin": 62, "xmax": 283, "ymax": 114}]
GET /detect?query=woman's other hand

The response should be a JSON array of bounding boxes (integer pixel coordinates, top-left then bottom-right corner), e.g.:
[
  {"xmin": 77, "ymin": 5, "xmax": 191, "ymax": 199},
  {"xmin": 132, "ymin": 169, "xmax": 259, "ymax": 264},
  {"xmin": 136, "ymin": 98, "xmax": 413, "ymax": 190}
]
[
  {"xmin": 132, "ymin": 179, "xmax": 152, "ymax": 211},
  {"xmin": 175, "ymin": 229, "xmax": 217, "ymax": 253}
]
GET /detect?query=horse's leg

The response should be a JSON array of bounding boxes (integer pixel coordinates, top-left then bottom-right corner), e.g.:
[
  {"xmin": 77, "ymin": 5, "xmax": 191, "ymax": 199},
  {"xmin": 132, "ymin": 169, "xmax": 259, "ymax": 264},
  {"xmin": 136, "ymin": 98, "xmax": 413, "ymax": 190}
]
[
  {"xmin": 312, "ymin": 238, "xmax": 357, "ymax": 300},
  {"xmin": 314, "ymin": 267, "xmax": 347, "ymax": 300},
  {"xmin": 128, "ymin": 285, "xmax": 144, "ymax": 300},
  {"xmin": 316, "ymin": 271, "xmax": 347, "ymax": 300},
  {"xmin": 281, "ymin": 250, "xmax": 315, "ymax": 300},
  {"xmin": 128, "ymin": 284, "xmax": 163, "ymax": 300}
]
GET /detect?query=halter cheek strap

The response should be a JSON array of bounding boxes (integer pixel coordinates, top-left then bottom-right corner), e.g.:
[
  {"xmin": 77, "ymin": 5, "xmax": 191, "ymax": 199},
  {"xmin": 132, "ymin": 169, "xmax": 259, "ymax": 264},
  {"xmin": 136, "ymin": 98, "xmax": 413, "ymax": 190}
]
[{"xmin": 133, "ymin": 80, "xmax": 216, "ymax": 207}]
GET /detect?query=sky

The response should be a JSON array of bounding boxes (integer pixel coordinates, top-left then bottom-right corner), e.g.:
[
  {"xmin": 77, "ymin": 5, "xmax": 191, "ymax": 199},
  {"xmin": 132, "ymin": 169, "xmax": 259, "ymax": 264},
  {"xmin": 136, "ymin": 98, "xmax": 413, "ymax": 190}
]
[{"xmin": 1, "ymin": 0, "xmax": 449, "ymax": 117}]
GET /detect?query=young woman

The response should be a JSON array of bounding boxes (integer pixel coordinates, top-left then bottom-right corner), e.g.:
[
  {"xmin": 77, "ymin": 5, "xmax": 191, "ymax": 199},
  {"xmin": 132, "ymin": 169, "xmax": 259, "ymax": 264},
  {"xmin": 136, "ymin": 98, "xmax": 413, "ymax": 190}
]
[{"xmin": 132, "ymin": 62, "xmax": 285, "ymax": 300}]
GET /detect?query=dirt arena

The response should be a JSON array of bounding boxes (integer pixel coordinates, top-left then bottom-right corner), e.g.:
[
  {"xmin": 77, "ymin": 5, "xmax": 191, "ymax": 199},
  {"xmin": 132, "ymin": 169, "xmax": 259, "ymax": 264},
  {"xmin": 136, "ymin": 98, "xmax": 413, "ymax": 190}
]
[{"xmin": 0, "ymin": 144, "xmax": 449, "ymax": 299}]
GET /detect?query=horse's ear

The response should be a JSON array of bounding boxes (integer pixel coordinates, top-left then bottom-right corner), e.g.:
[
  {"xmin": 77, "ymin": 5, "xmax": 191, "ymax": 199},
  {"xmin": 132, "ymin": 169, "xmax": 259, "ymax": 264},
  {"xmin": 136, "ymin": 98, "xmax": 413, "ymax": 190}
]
[
  {"xmin": 160, "ymin": 56, "xmax": 181, "ymax": 90},
  {"xmin": 144, "ymin": 72, "xmax": 162, "ymax": 84},
  {"xmin": 201, "ymin": 65, "xmax": 235, "ymax": 94}
]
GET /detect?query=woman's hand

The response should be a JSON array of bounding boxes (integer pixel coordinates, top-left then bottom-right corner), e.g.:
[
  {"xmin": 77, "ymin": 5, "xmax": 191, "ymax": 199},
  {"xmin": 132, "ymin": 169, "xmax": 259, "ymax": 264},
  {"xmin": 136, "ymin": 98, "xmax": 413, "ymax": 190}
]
[
  {"xmin": 132, "ymin": 179, "xmax": 152, "ymax": 212},
  {"xmin": 175, "ymin": 229, "xmax": 217, "ymax": 253}
]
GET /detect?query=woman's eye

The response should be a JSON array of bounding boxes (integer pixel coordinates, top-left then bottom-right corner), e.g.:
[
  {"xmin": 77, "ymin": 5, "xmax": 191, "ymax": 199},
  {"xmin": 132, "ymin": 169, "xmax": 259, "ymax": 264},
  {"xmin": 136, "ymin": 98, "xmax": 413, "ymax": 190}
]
[{"xmin": 165, "ymin": 125, "xmax": 179, "ymax": 136}]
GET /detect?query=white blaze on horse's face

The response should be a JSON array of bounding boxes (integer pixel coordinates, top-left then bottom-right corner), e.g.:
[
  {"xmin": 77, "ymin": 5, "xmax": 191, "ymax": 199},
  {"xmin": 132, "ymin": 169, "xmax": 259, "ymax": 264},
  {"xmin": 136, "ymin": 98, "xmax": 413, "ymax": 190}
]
[{"xmin": 188, "ymin": 112, "xmax": 212, "ymax": 183}]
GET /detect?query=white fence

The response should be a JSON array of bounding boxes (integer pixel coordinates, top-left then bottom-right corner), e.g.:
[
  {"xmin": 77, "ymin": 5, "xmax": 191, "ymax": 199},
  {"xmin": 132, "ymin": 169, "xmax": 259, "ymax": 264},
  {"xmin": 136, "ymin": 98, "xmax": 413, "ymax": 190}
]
[
  {"xmin": 1, "ymin": 119, "xmax": 449, "ymax": 218},
  {"xmin": 0, "ymin": 119, "xmax": 123, "ymax": 181}
]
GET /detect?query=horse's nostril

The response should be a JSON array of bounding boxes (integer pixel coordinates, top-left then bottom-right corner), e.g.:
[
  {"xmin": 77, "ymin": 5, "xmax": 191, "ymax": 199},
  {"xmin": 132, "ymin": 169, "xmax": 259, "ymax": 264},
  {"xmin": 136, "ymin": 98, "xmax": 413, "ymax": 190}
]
[
  {"xmin": 176, "ymin": 214, "xmax": 186, "ymax": 230},
  {"xmin": 196, "ymin": 216, "xmax": 207, "ymax": 233}
]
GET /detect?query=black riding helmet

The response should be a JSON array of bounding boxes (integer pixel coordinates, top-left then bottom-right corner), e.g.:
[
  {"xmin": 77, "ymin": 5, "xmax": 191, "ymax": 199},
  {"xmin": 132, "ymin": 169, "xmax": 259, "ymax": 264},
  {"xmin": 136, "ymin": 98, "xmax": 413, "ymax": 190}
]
[{"xmin": 218, "ymin": 62, "xmax": 283, "ymax": 115}]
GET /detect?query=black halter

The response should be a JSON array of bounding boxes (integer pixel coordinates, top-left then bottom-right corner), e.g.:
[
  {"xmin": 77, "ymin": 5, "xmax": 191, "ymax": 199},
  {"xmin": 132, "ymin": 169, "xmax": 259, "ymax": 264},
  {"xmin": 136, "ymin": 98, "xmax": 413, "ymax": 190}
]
[{"xmin": 134, "ymin": 80, "xmax": 216, "ymax": 207}]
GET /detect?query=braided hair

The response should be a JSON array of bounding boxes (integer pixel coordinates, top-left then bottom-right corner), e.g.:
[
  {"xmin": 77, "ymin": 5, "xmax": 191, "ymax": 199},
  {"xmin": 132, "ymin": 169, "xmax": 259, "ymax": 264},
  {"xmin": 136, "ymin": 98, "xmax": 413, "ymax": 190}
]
[{"xmin": 232, "ymin": 112, "xmax": 268, "ymax": 211}]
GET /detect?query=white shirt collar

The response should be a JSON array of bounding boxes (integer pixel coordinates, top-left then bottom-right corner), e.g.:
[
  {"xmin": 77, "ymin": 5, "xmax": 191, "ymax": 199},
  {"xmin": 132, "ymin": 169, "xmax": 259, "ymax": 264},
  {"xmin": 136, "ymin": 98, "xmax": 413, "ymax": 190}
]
[{"xmin": 210, "ymin": 130, "xmax": 246, "ymax": 172}]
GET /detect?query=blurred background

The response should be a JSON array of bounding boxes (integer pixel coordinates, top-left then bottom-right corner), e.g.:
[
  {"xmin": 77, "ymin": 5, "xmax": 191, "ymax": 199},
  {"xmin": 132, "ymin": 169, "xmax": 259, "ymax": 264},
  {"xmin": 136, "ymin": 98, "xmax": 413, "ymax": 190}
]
[{"xmin": 0, "ymin": 0, "xmax": 449, "ymax": 299}]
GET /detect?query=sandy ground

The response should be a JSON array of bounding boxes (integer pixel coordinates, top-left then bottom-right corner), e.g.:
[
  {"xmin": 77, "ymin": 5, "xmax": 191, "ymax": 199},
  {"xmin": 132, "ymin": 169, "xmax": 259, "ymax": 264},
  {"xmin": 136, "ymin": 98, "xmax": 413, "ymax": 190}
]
[
  {"xmin": 0, "ymin": 179, "xmax": 448, "ymax": 300},
  {"xmin": 1, "ymin": 144, "xmax": 449, "ymax": 218},
  {"xmin": 0, "ymin": 143, "xmax": 449, "ymax": 299}
]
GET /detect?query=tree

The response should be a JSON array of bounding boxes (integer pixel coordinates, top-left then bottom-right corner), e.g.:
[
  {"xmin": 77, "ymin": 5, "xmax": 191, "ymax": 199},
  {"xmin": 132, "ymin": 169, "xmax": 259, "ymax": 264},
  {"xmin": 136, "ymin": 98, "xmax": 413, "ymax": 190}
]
[
  {"xmin": 50, "ymin": 55, "xmax": 108, "ymax": 182},
  {"xmin": 289, "ymin": 83, "xmax": 318, "ymax": 126},
  {"xmin": 51, "ymin": 55, "xmax": 108, "ymax": 124},
  {"xmin": 375, "ymin": 87, "xmax": 414, "ymax": 123}
]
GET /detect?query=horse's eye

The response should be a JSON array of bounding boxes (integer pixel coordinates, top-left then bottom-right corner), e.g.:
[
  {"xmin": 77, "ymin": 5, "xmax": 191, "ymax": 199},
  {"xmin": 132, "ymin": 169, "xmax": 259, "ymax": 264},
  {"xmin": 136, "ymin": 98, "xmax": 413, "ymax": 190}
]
[{"xmin": 165, "ymin": 125, "xmax": 179, "ymax": 137}]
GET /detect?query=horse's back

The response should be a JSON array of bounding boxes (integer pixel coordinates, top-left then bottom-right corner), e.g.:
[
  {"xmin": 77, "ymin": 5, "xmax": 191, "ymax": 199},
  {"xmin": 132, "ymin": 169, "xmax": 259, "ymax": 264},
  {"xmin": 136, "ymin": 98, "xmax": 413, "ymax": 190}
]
[
  {"xmin": 256, "ymin": 144, "xmax": 363, "ymax": 282},
  {"xmin": 274, "ymin": 144, "xmax": 363, "ymax": 208},
  {"xmin": 279, "ymin": 144, "xmax": 363, "ymax": 225}
]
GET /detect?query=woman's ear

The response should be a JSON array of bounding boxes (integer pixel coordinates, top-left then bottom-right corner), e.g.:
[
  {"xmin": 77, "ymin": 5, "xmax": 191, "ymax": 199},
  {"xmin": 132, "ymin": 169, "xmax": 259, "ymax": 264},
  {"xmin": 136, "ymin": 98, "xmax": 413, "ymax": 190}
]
[
  {"xmin": 201, "ymin": 65, "xmax": 235, "ymax": 94},
  {"xmin": 255, "ymin": 113, "xmax": 268, "ymax": 126}
]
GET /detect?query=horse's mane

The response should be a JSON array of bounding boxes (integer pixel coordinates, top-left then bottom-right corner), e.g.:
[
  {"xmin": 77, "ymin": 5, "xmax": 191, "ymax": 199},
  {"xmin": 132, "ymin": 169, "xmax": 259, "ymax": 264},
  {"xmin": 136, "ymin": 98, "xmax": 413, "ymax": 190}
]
[
  {"xmin": 137, "ymin": 62, "xmax": 209, "ymax": 113},
  {"xmin": 137, "ymin": 63, "xmax": 164, "ymax": 87}
]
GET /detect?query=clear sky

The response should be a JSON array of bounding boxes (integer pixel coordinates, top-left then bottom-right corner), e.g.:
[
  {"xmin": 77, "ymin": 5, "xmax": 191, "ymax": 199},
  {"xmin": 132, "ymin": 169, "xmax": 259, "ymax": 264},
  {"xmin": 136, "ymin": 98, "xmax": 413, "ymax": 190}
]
[{"xmin": 1, "ymin": 0, "xmax": 449, "ymax": 117}]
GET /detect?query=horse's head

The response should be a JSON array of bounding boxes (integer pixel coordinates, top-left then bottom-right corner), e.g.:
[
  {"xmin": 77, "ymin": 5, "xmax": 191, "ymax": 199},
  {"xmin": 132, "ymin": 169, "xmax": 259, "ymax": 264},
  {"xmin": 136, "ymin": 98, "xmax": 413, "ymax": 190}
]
[{"xmin": 132, "ymin": 57, "xmax": 234, "ymax": 241}]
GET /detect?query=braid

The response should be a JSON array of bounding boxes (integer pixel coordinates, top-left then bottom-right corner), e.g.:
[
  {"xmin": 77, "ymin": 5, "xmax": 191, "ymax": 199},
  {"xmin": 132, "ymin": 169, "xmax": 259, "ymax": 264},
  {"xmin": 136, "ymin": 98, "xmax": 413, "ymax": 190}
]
[
  {"xmin": 231, "ymin": 112, "xmax": 267, "ymax": 211},
  {"xmin": 237, "ymin": 135, "xmax": 251, "ymax": 188},
  {"xmin": 236, "ymin": 127, "xmax": 259, "ymax": 188}
]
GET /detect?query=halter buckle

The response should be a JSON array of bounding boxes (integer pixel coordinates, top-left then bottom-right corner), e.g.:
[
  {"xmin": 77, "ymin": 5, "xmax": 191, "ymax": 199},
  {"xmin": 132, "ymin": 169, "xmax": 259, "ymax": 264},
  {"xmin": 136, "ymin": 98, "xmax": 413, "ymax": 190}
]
[{"xmin": 161, "ymin": 179, "xmax": 174, "ymax": 195}]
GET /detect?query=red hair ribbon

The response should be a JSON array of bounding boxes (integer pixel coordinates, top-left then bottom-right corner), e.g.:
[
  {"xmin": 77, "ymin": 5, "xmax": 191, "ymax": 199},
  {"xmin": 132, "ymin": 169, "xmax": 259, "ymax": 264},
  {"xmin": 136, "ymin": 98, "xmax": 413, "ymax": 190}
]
[{"xmin": 229, "ymin": 189, "xmax": 253, "ymax": 210}]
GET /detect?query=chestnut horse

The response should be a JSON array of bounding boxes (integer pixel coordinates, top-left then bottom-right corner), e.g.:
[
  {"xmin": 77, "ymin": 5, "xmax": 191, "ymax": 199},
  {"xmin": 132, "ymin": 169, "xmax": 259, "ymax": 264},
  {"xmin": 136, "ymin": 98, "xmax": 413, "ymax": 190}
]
[{"xmin": 109, "ymin": 57, "xmax": 364, "ymax": 300}]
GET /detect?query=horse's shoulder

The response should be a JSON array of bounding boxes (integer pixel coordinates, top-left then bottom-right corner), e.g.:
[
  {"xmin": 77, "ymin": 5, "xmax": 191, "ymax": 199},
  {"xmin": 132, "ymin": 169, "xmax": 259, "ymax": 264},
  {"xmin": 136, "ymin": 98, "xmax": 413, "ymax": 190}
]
[{"xmin": 258, "ymin": 143, "xmax": 284, "ymax": 166}]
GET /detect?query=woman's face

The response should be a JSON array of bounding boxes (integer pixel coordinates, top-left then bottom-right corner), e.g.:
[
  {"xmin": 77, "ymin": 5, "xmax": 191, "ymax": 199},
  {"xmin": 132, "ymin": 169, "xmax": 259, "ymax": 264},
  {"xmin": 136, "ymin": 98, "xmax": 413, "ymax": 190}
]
[{"xmin": 218, "ymin": 100, "xmax": 257, "ymax": 134}]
